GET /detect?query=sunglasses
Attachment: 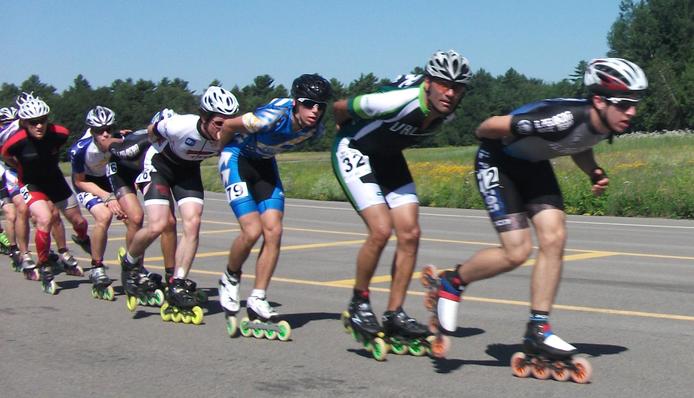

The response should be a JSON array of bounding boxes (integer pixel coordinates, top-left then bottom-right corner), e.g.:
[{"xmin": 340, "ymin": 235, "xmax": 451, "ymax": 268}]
[
  {"xmin": 297, "ymin": 98, "xmax": 327, "ymax": 111},
  {"xmin": 92, "ymin": 126, "xmax": 113, "ymax": 135},
  {"xmin": 604, "ymin": 97, "xmax": 640, "ymax": 111},
  {"xmin": 26, "ymin": 116, "xmax": 48, "ymax": 126}
]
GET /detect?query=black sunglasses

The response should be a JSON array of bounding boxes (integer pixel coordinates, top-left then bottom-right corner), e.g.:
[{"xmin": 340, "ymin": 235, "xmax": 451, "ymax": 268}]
[
  {"xmin": 297, "ymin": 98, "xmax": 327, "ymax": 111},
  {"xmin": 91, "ymin": 126, "xmax": 113, "ymax": 134},
  {"xmin": 27, "ymin": 116, "xmax": 48, "ymax": 126}
]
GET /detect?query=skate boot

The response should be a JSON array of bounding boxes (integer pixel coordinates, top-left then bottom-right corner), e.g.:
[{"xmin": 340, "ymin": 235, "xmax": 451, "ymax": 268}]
[
  {"xmin": 341, "ymin": 297, "xmax": 388, "ymax": 361},
  {"xmin": 38, "ymin": 263, "xmax": 57, "ymax": 295},
  {"xmin": 383, "ymin": 307, "xmax": 449, "ymax": 358},
  {"xmin": 139, "ymin": 264, "xmax": 165, "ymax": 291},
  {"xmin": 218, "ymin": 269, "xmax": 242, "ymax": 337},
  {"xmin": 119, "ymin": 248, "xmax": 164, "ymax": 311},
  {"xmin": 71, "ymin": 234, "xmax": 92, "ymax": 255},
  {"xmin": 57, "ymin": 250, "xmax": 84, "ymax": 277},
  {"xmin": 0, "ymin": 231, "xmax": 11, "ymax": 254},
  {"xmin": 238, "ymin": 295, "xmax": 291, "ymax": 341},
  {"xmin": 10, "ymin": 249, "xmax": 22, "ymax": 272},
  {"xmin": 420, "ymin": 264, "xmax": 464, "ymax": 334},
  {"xmin": 160, "ymin": 278, "xmax": 204, "ymax": 325},
  {"xmin": 510, "ymin": 322, "xmax": 592, "ymax": 383},
  {"xmin": 89, "ymin": 266, "xmax": 114, "ymax": 301},
  {"xmin": 21, "ymin": 253, "xmax": 39, "ymax": 280}
]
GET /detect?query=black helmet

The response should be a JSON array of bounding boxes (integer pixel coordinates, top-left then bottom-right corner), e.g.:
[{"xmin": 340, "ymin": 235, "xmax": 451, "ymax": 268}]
[{"xmin": 291, "ymin": 74, "xmax": 332, "ymax": 102}]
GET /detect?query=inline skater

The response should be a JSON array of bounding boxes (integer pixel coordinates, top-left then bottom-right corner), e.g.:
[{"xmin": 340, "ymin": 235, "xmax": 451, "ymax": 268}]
[
  {"xmin": 0, "ymin": 107, "xmax": 19, "ymax": 260},
  {"xmin": 107, "ymin": 109, "xmax": 178, "ymax": 306},
  {"xmin": 68, "ymin": 106, "xmax": 126, "ymax": 299},
  {"xmin": 332, "ymin": 50, "xmax": 471, "ymax": 359},
  {"xmin": 216, "ymin": 73, "xmax": 331, "ymax": 339},
  {"xmin": 120, "ymin": 87, "xmax": 238, "ymax": 323},
  {"xmin": 1, "ymin": 93, "xmax": 91, "ymax": 294},
  {"xmin": 425, "ymin": 58, "xmax": 647, "ymax": 382}
]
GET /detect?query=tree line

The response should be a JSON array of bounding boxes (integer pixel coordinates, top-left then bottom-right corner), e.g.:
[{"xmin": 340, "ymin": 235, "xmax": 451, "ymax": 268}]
[{"xmin": 1, "ymin": 0, "xmax": 690, "ymax": 159}]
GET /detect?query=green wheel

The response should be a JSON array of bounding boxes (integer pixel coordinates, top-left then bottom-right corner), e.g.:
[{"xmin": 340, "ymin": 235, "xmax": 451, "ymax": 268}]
[
  {"xmin": 277, "ymin": 320, "xmax": 291, "ymax": 341},
  {"xmin": 91, "ymin": 287, "xmax": 99, "ymax": 299},
  {"xmin": 153, "ymin": 289, "xmax": 165, "ymax": 306},
  {"xmin": 265, "ymin": 329, "xmax": 277, "ymax": 340},
  {"xmin": 137, "ymin": 297, "xmax": 145, "ymax": 306},
  {"xmin": 160, "ymin": 302, "xmax": 171, "ymax": 322},
  {"xmin": 126, "ymin": 295, "xmax": 138, "ymax": 312},
  {"xmin": 371, "ymin": 337, "xmax": 388, "ymax": 361},
  {"xmin": 191, "ymin": 306, "xmax": 204, "ymax": 325},
  {"xmin": 226, "ymin": 316, "xmax": 238, "ymax": 337},
  {"xmin": 251, "ymin": 320, "xmax": 264, "ymax": 338},
  {"xmin": 408, "ymin": 340, "xmax": 427, "ymax": 357},
  {"xmin": 239, "ymin": 317, "xmax": 252, "ymax": 337},
  {"xmin": 43, "ymin": 280, "xmax": 57, "ymax": 295},
  {"xmin": 390, "ymin": 339, "xmax": 409, "ymax": 355},
  {"xmin": 104, "ymin": 286, "xmax": 115, "ymax": 301}
]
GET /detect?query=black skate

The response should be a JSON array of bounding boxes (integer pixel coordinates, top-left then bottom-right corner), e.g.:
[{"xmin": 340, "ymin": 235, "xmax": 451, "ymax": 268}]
[
  {"xmin": 160, "ymin": 278, "xmax": 204, "ymax": 325},
  {"xmin": 510, "ymin": 322, "xmax": 592, "ymax": 383},
  {"xmin": 341, "ymin": 299, "xmax": 388, "ymax": 361},
  {"xmin": 119, "ymin": 247, "xmax": 164, "ymax": 311},
  {"xmin": 71, "ymin": 234, "xmax": 92, "ymax": 256},
  {"xmin": 383, "ymin": 307, "xmax": 449, "ymax": 358},
  {"xmin": 38, "ymin": 263, "xmax": 57, "ymax": 295},
  {"xmin": 90, "ymin": 266, "xmax": 114, "ymax": 301},
  {"xmin": 50, "ymin": 250, "xmax": 84, "ymax": 277},
  {"xmin": 237, "ymin": 295, "xmax": 291, "ymax": 341},
  {"xmin": 420, "ymin": 264, "xmax": 456, "ymax": 358},
  {"xmin": 10, "ymin": 249, "xmax": 22, "ymax": 272}
]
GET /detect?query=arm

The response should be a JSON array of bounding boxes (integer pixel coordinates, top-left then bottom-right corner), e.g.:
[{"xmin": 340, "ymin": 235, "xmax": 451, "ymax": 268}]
[
  {"xmin": 571, "ymin": 149, "xmax": 609, "ymax": 196},
  {"xmin": 216, "ymin": 115, "xmax": 250, "ymax": 147},
  {"xmin": 333, "ymin": 99, "xmax": 352, "ymax": 127},
  {"xmin": 475, "ymin": 115, "xmax": 513, "ymax": 139}
]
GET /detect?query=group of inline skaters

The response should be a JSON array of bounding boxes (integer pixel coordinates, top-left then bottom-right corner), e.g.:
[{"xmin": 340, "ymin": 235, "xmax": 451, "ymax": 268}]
[{"xmin": 0, "ymin": 50, "xmax": 648, "ymax": 383}]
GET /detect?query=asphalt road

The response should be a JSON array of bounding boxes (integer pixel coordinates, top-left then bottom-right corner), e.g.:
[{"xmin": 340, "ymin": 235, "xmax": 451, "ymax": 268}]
[{"xmin": 1, "ymin": 195, "xmax": 693, "ymax": 397}]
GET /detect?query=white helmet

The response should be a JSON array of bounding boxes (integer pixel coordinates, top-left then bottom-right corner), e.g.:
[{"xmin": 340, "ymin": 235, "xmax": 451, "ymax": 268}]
[
  {"xmin": 584, "ymin": 58, "xmax": 648, "ymax": 96},
  {"xmin": 15, "ymin": 91, "xmax": 36, "ymax": 107},
  {"xmin": 425, "ymin": 50, "xmax": 472, "ymax": 85},
  {"xmin": 0, "ymin": 106, "xmax": 18, "ymax": 123},
  {"xmin": 150, "ymin": 108, "xmax": 177, "ymax": 124},
  {"xmin": 85, "ymin": 105, "xmax": 116, "ymax": 127},
  {"xmin": 17, "ymin": 94, "xmax": 50, "ymax": 120},
  {"xmin": 200, "ymin": 86, "xmax": 239, "ymax": 116}
]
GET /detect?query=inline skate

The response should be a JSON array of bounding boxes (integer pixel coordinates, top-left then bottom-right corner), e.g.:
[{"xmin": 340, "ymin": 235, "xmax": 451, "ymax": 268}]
[
  {"xmin": 382, "ymin": 307, "xmax": 449, "ymax": 358},
  {"xmin": 0, "ymin": 231, "xmax": 11, "ymax": 254},
  {"xmin": 510, "ymin": 322, "xmax": 592, "ymax": 383},
  {"xmin": 10, "ymin": 249, "xmax": 22, "ymax": 272},
  {"xmin": 160, "ymin": 278, "xmax": 204, "ymax": 325},
  {"xmin": 219, "ymin": 269, "xmax": 242, "ymax": 337},
  {"xmin": 50, "ymin": 250, "xmax": 84, "ymax": 277},
  {"xmin": 420, "ymin": 264, "xmax": 458, "ymax": 358},
  {"xmin": 22, "ymin": 253, "xmax": 39, "ymax": 280},
  {"xmin": 238, "ymin": 295, "xmax": 291, "ymax": 341},
  {"xmin": 38, "ymin": 263, "xmax": 57, "ymax": 295},
  {"xmin": 89, "ymin": 265, "xmax": 114, "ymax": 301},
  {"xmin": 119, "ymin": 248, "xmax": 164, "ymax": 311},
  {"xmin": 341, "ymin": 298, "xmax": 388, "ymax": 361},
  {"xmin": 71, "ymin": 234, "xmax": 92, "ymax": 256}
]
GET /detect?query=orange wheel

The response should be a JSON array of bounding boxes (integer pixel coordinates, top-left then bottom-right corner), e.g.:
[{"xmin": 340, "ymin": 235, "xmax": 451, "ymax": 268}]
[
  {"xmin": 551, "ymin": 361, "xmax": 571, "ymax": 382},
  {"xmin": 419, "ymin": 264, "xmax": 437, "ymax": 287},
  {"xmin": 424, "ymin": 292, "xmax": 436, "ymax": 310},
  {"xmin": 530, "ymin": 358, "xmax": 551, "ymax": 380},
  {"xmin": 428, "ymin": 317, "xmax": 440, "ymax": 334},
  {"xmin": 429, "ymin": 335, "xmax": 450, "ymax": 359},
  {"xmin": 510, "ymin": 352, "xmax": 531, "ymax": 378},
  {"xmin": 569, "ymin": 357, "xmax": 592, "ymax": 384}
]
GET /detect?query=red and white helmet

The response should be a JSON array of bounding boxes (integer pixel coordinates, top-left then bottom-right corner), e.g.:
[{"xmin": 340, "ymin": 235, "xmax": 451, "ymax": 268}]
[{"xmin": 584, "ymin": 58, "xmax": 648, "ymax": 96}]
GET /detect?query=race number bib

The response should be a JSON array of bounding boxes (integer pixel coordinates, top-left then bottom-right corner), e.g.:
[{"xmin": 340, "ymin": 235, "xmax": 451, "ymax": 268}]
[
  {"xmin": 19, "ymin": 185, "xmax": 32, "ymax": 204},
  {"xmin": 337, "ymin": 147, "xmax": 372, "ymax": 182},
  {"xmin": 225, "ymin": 182, "xmax": 249, "ymax": 202},
  {"xmin": 135, "ymin": 168, "xmax": 152, "ymax": 184},
  {"xmin": 105, "ymin": 162, "xmax": 118, "ymax": 177},
  {"xmin": 476, "ymin": 167, "xmax": 500, "ymax": 193}
]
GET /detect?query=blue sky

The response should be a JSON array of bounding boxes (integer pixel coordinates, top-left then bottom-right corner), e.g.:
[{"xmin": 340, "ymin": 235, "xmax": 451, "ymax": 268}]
[{"xmin": 4, "ymin": 0, "xmax": 622, "ymax": 94}]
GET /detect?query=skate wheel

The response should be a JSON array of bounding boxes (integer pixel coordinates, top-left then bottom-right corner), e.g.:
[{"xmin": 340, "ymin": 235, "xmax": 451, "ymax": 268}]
[
  {"xmin": 171, "ymin": 311, "xmax": 183, "ymax": 323},
  {"xmin": 91, "ymin": 287, "xmax": 99, "ymax": 299},
  {"xmin": 551, "ymin": 361, "xmax": 571, "ymax": 382},
  {"xmin": 153, "ymin": 289, "xmax": 165, "ymax": 306},
  {"xmin": 191, "ymin": 306, "xmax": 204, "ymax": 325},
  {"xmin": 340, "ymin": 311, "xmax": 352, "ymax": 334},
  {"xmin": 531, "ymin": 358, "xmax": 551, "ymax": 380},
  {"xmin": 160, "ymin": 302, "xmax": 172, "ymax": 322},
  {"xmin": 371, "ymin": 337, "xmax": 388, "ymax": 361},
  {"xmin": 427, "ymin": 316, "xmax": 441, "ymax": 334},
  {"xmin": 126, "ymin": 295, "xmax": 138, "ymax": 312},
  {"xmin": 423, "ymin": 290, "xmax": 437, "ymax": 311},
  {"xmin": 251, "ymin": 320, "xmax": 264, "ymax": 338},
  {"xmin": 104, "ymin": 286, "xmax": 115, "ymax": 301},
  {"xmin": 239, "ymin": 317, "xmax": 252, "ymax": 337},
  {"xmin": 569, "ymin": 357, "xmax": 592, "ymax": 384},
  {"xmin": 43, "ymin": 280, "xmax": 57, "ymax": 295},
  {"xmin": 419, "ymin": 264, "xmax": 438, "ymax": 287},
  {"xmin": 182, "ymin": 313, "xmax": 193, "ymax": 324},
  {"xmin": 265, "ymin": 328, "xmax": 277, "ymax": 340},
  {"xmin": 226, "ymin": 316, "xmax": 238, "ymax": 337},
  {"xmin": 390, "ymin": 339, "xmax": 408, "ymax": 355},
  {"xmin": 428, "ymin": 335, "xmax": 450, "ymax": 359},
  {"xmin": 510, "ymin": 352, "xmax": 531, "ymax": 378},
  {"xmin": 196, "ymin": 290, "xmax": 208, "ymax": 303},
  {"xmin": 408, "ymin": 340, "xmax": 427, "ymax": 357},
  {"xmin": 277, "ymin": 320, "xmax": 291, "ymax": 341}
]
